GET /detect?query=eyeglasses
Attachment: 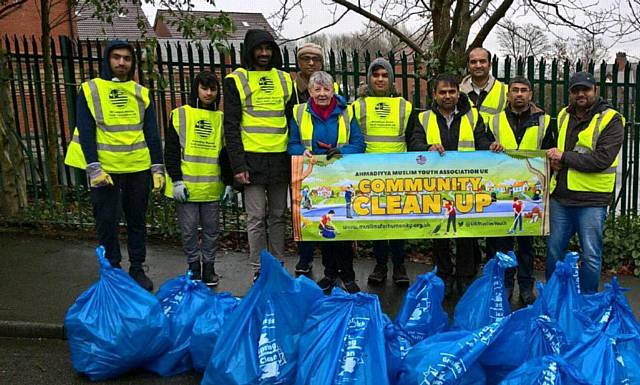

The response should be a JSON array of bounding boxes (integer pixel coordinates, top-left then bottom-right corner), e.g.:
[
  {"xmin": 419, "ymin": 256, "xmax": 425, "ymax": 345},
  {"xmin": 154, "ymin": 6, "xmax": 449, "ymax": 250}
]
[{"xmin": 299, "ymin": 55, "xmax": 322, "ymax": 63}]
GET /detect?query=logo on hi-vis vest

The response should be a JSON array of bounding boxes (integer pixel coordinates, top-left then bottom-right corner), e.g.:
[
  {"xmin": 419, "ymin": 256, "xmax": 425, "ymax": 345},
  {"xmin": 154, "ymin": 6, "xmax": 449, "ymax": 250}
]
[
  {"xmin": 194, "ymin": 120, "xmax": 213, "ymax": 138},
  {"xmin": 259, "ymin": 77, "xmax": 275, "ymax": 93},
  {"xmin": 109, "ymin": 89, "xmax": 128, "ymax": 107},
  {"xmin": 374, "ymin": 102, "xmax": 391, "ymax": 118}
]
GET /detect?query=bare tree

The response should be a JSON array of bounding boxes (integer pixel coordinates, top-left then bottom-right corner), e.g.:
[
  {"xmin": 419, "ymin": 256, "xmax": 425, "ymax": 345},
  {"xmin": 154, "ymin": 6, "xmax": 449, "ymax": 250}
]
[
  {"xmin": 550, "ymin": 32, "xmax": 608, "ymax": 69},
  {"xmin": 271, "ymin": 0, "xmax": 635, "ymax": 73},
  {"xmin": 497, "ymin": 20, "xmax": 551, "ymax": 59}
]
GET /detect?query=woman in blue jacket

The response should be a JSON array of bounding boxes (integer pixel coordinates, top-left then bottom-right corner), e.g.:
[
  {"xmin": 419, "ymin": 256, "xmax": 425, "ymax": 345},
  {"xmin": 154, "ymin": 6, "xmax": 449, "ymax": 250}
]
[{"xmin": 288, "ymin": 70, "xmax": 365, "ymax": 294}]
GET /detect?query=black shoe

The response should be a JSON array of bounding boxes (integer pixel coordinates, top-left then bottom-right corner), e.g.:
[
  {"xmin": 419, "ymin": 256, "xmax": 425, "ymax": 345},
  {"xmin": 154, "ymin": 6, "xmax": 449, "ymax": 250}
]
[
  {"xmin": 202, "ymin": 262, "xmax": 219, "ymax": 287},
  {"xmin": 367, "ymin": 264, "xmax": 388, "ymax": 285},
  {"xmin": 392, "ymin": 264, "xmax": 410, "ymax": 287},
  {"xmin": 506, "ymin": 286, "xmax": 514, "ymax": 301},
  {"xmin": 295, "ymin": 260, "xmax": 312, "ymax": 274},
  {"xmin": 130, "ymin": 267, "xmax": 153, "ymax": 291},
  {"xmin": 188, "ymin": 261, "xmax": 202, "ymax": 281},
  {"xmin": 343, "ymin": 281, "xmax": 361, "ymax": 294},
  {"xmin": 519, "ymin": 289, "xmax": 536, "ymax": 305},
  {"xmin": 317, "ymin": 276, "xmax": 337, "ymax": 292}
]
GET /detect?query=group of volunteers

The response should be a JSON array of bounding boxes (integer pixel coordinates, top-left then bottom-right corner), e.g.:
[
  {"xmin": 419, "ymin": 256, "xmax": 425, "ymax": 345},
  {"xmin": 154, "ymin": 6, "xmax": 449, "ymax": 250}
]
[{"xmin": 64, "ymin": 28, "xmax": 624, "ymax": 304}]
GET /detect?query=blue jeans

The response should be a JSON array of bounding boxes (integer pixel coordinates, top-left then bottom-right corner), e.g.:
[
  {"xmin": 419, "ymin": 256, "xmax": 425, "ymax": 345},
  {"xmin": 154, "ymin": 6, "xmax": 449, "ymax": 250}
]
[{"xmin": 545, "ymin": 198, "xmax": 607, "ymax": 294}]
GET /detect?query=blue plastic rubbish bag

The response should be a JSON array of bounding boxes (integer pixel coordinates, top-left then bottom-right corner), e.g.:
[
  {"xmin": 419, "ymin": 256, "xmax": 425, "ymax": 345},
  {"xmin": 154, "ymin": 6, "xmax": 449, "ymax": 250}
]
[
  {"xmin": 527, "ymin": 315, "xmax": 570, "ymax": 360},
  {"xmin": 398, "ymin": 317, "xmax": 508, "ymax": 385},
  {"xmin": 144, "ymin": 271, "xmax": 214, "ymax": 376},
  {"xmin": 202, "ymin": 250, "xmax": 323, "ymax": 385},
  {"xmin": 384, "ymin": 316, "xmax": 413, "ymax": 385},
  {"xmin": 395, "ymin": 268, "xmax": 448, "ymax": 344},
  {"xmin": 539, "ymin": 260, "xmax": 586, "ymax": 343},
  {"xmin": 499, "ymin": 356, "xmax": 590, "ymax": 385},
  {"xmin": 295, "ymin": 288, "xmax": 389, "ymax": 385},
  {"xmin": 64, "ymin": 246, "xmax": 170, "ymax": 381},
  {"xmin": 564, "ymin": 252, "xmax": 581, "ymax": 294},
  {"xmin": 190, "ymin": 292, "xmax": 240, "ymax": 372},
  {"xmin": 453, "ymin": 251, "xmax": 517, "ymax": 330}
]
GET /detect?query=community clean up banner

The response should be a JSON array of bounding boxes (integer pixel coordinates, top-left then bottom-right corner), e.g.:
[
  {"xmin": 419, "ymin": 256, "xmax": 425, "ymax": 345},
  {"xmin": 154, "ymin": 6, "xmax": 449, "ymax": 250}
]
[{"xmin": 291, "ymin": 151, "xmax": 550, "ymax": 241}]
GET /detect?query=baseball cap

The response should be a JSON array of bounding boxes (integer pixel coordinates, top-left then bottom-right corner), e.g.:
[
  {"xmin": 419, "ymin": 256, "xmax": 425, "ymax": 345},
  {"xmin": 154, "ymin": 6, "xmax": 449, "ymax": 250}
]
[{"xmin": 569, "ymin": 71, "xmax": 596, "ymax": 90}]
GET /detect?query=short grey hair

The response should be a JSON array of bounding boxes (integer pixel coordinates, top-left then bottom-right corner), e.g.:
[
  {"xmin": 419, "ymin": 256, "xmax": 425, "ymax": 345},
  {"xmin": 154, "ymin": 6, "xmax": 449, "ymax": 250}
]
[{"xmin": 309, "ymin": 71, "xmax": 334, "ymax": 90}]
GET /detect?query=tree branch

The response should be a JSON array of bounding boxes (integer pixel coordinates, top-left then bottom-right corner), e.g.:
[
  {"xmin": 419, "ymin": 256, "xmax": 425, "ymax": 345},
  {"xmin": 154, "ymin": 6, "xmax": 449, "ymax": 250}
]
[
  {"xmin": 0, "ymin": 0, "xmax": 27, "ymax": 19},
  {"xmin": 280, "ymin": 9, "xmax": 349, "ymax": 43},
  {"xmin": 330, "ymin": 0, "xmax": 425, "ymax": 55},
  {"xmin": 437, "ymin": 0, "xmax": 465, "ymax": 62},
  {"xmin": 468, "ymin": 0, "xmax": 514, "ymax": 50},
  {"xmin": 470, "ymin": 0, "xmax": 491, "ymax": 24}
]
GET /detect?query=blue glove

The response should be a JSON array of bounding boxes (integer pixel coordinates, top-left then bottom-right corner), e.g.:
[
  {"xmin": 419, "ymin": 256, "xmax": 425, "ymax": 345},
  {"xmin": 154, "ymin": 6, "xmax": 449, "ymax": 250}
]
[
  {"xmin": 221, "ymin": 185, "xmax": 234, "ymax": 204},
  {"xmin": 172, "ymin": 181, "xmax": 189, "ymax": 203}
]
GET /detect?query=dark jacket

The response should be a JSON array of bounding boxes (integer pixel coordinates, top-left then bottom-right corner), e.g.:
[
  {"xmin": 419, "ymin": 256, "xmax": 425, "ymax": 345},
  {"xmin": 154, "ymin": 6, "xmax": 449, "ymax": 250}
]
[
  {"xmin": 223, "ymin": 29, "xmax": 294, "ymax": 185},
  {"xmin": 164, "ymin": 75, "xmax": 233, "ymax": 186},
  {"xmin": 553, "ymin": 97, "xmax": 624, "ymax": 206},
  {"xmin": 76, "ymin": 40, "xmax": 163, "ymax": 167},
  {"xmin": 409, "ymin": 93, "xmax": 492, "ymax": 151},
  {"xmin": 485, "ymin": 102, "xmax": 557, "ymax": 149}
]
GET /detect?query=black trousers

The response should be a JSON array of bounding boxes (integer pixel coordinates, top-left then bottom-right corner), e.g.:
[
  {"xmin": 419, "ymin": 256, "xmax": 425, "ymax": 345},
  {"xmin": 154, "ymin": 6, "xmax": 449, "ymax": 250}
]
[
  {"xmin": 490, "ymin": 236, "xmax": 535, "ymax": 291},
  {"xmin": 432, "ymin": 238, "xmax": 478, "ymax": 281},
  {"xmin": 89, "ymin": 170, "xmax": 151, "ymax": 267},
  {"xmin": 321, "ymin": 241, "xmax": 355, "ymax": 282},
  {"xmin": 373, "ymin": 240, "xmax": 405, "ymax": 265}
]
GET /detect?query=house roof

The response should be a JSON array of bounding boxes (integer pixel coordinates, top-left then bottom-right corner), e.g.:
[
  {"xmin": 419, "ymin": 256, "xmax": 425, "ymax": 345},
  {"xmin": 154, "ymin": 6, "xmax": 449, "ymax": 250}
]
[
  {"xmin": 513, "ymin": 181, "xmax": 528, "ymax": 187},
  {"xmin": 154, "ymin": 10, "xmax": 277, "ymax": 40},
  {"xmin": 75, "ymin": 2, "xmax": 155, "ymax": 41}
]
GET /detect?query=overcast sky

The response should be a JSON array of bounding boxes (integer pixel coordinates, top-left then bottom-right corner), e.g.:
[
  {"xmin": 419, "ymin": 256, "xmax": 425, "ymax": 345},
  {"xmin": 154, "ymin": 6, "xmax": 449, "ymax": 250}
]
[{"xmin": 142, "ymin": 0, "xmax": 640, "ymax": 61}]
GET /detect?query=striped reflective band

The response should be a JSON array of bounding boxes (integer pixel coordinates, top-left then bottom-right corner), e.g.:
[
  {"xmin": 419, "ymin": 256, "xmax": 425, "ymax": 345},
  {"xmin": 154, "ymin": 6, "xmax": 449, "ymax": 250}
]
[
  {"xmin": 242, "ymin": 126, "xmax": 287, "ymax": 134},
  {"xmin": 365, "ymin": 135, "xmax": 405, "ymax": 142},
  {"xmin": 88, "ymin": 80, "xmax": 145, "ymax": 132},
  {"xmin": 358, "ymin": 98, "xmax": 367, "ymax": 134},
  {"xmin": 458, "ymin": 140, "xmax": 475, "ymax": 148},
  {"xmin": 492, "ymin": 113, "xmax": 501, "ymax": 143},
  {"xmin": 182, "ymin": 175, "xmax": 221, "ymax": 183},
  {"xmin": 478, "ymin": 82, "xmax": 506, "ymax": 115},
  {"xmin": 183, "ymin": 155, "xmax": 218, "ymax": 164},
  {"xmin": 72, "ymin": 134, "xmax": 147, "ymax": 152},
  {"xmin": 465, "ymin": 109, "xmax": 476, "ymax": 129},
  {"xmin": 234, "ymin": 70, "xmax": 287, "ymax": 117},
  {"xmin": 537, "ymin": 115, "xmax": 546, "ymax": 148},
  {"xmin": 178, "ymin": 107, "xmax": 187, "ymax": 149},
  {"xmin": 398, "ymin": 99, "xmax": 407, "ymax": 135},
  {"xmin": 341, "ymin": 108, "xmax": 351, "ymax": 146},
  {"xmin": 591, "ymin": 109, "xmax": 612, "ymax": 145},
  {"xmin": 420, "ymin": 110, "xmax": 430, "ymax": 134}
]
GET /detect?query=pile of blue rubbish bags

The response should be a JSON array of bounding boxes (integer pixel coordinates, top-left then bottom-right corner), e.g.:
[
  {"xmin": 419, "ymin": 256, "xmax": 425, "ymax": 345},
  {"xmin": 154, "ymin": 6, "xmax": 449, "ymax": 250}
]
[{"xmin": 64, "ymin": 246, "xmax": 640, "ymax": 384}]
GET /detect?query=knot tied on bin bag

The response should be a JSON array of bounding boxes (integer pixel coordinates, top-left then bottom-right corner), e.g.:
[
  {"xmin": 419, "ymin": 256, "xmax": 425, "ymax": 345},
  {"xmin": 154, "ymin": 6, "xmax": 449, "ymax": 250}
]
[
  {"xmin": 295, "ymin": 288, "xmax": 390, "ymax": 385},
  {"xmin": 395, "ymin": 267, "xmax": 449, "ymax": 345},
  {"xmin": 64, "ymin": 246, "xmax": 170, "ymax": 381},
  {"xmin": 453, "ymin": 251, "xmax": 517, "ymax": 330},
  {"xmin": 202, "ymin": 249, "xmax": 323, "ymax": 385},
  {"xmin": 144, "ymin": 270, "xmax": 216, "ymax": 376}
]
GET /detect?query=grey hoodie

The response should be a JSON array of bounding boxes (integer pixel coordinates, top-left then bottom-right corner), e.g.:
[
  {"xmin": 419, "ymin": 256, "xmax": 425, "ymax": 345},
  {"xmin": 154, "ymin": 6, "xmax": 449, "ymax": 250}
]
[{"xmin": 359, "ymin": 57, "xmax": 397, "ymax": 97}]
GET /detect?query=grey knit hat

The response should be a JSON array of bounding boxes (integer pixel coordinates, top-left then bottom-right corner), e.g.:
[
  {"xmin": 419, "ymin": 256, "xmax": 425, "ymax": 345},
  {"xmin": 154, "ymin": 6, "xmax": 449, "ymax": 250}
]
[{"xmin": 367, "ymin": 57, "xmax": 395, "ymax": 96}]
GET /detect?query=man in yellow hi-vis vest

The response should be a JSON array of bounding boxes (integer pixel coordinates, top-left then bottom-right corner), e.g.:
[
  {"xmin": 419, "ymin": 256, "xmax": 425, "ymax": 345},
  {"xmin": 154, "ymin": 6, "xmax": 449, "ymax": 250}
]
[
  {"xmin": 410, "ymin": 73, "xmax": 493, "ymax": 297},
  {"xmin": 354, "ymin": 57, "xmax": 416, "ymax": 287},
  {"xmin": 484, "ymin": 76, "xmax": 556, "ymax": 305},
  {"xmin": 291, "ymin": 42, "xmax": 339, "ymax": 105},
  {"xmin": 546, "ymin": 72, "xmax": 624, "ymax": 294},
  {"xmin": 223, "ymin": 29, "xmax": 294, "ymax": 278},
  {"xmin": 460, "ymin": 47, "xmax": 508, "ymax": 124},
  {"xmin": 64, "ymin": 40, "xmax": 164, "ymax": 291},
  {"xmin": 164, "ymin": 71, "xmax": 233, "ymax": 286}
]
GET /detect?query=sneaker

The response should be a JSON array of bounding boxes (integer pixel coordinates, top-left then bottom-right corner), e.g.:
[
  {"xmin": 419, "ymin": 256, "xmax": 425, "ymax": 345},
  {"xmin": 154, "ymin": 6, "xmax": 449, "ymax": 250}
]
[
  {"xmin": 519, "ymin": 289, "xmax": 536, "ymax": 305},
  {"xmin": 295, "ymin": 260, "xmax": 313, "ymax": 274},
  {"xmin": 188, "ymin": 261, "xmax": 202, "ymax": 281},
  {"xmin": 317, "ymin": 276, "xmax": 337, "ymax": 292},
  {"xmin": 367, "ymin": 263, "xmax": 388, "ymax": 285},
  {"xmin": 392, "ymin": 264, "xmax": 410, "ymax": 287},
  {"xmin": 343, "ymin": 281, "xmax": 361, "ymax": 294},
  {"xmin": 130, "ymin": 267, "xmax": 153, "ymax": 291},
  {"xmin": 202, "ymin": 262, "xmax": 219, "ymax": 287}
]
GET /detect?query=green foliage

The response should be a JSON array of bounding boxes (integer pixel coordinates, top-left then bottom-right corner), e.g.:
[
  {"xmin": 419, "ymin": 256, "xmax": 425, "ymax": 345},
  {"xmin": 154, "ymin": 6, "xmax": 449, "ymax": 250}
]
[{"xmin": 601, "ymin": 215, "xmax": 640, "ymax": 276}]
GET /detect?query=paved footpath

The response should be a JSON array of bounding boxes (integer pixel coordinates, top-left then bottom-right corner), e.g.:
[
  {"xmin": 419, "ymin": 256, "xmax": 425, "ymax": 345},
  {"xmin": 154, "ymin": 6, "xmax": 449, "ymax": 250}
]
[{"xmin": 0, "ymin": 228, "xmax": 638, "ymax": 384}]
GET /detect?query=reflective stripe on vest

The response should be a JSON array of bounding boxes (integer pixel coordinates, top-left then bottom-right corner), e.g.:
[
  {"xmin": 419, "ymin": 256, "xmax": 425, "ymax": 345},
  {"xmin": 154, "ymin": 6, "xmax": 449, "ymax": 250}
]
[
  {"xmin": 490, "ymin": 111, "xmax": 550, "ymax": 150},
  {"xmin": 472, "ymin": 81, "xmax": 508, "ymax": 122},
  {"xmin": 64, "ymin": 79, "xmax": 151, "ymax": 172},
  {"xmin": 551, "ymin": 107, "xmax": 621, "ymax": 193},
  {"xmin": 227, "ymin": 68, "xmax": 292, "ymax": 152},
  {"xmin": 420, "ymin": 109, "xmax": 477, "ymax": 151},
  {"xmin": 355, "ymin": 96, "xmax": 411, "ymax": 153},
  {"xmin": 294, "ymin": 102, "xmax": 351, "ymax": 150},
  {"xmin": 165, "ymin": 105, "xmax": 224, "ymax": 202}
]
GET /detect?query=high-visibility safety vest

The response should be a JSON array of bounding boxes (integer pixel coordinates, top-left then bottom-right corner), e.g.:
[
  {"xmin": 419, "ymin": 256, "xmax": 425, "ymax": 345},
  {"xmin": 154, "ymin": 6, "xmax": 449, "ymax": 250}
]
[
  {"xmin": 226, "ymin": 68, "xmax": 293, "ymax": 153},
  {"xmin": 550, "ymin": 107, "xmax": 622, "ymax": 193},
  {"xmin": 353, "ymin": 96, "xmax": 412, "ymax": 153},
  {"xmin": 470, "ymin": 80, "xmax": 508, "ymax": 123},
  {"xmin": 293, "ymin": 103, "xmax": 351, "ymax": 151},
  {"xmin": 293, "ymin": 81, "xmax": 340, "ymax": 104},
  {"xmin": 164, "ymin": 105, "xmax": 224, "ymax": 202},
  {"xmin": 489, "ymin": 111, "xmax": 551, "ymax": 150},
  {"xmin": 64, "ymin": 78, "xmax": 151, "ymax": 172},
  {"xmin": 418, "ymin": 109, "xmax": 478, "ymax": 151}
]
